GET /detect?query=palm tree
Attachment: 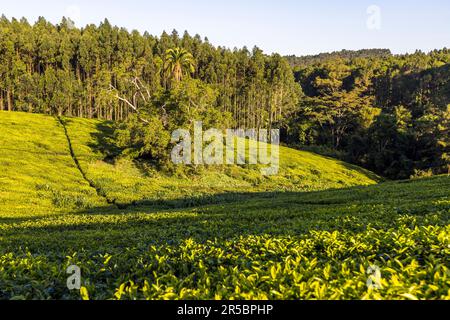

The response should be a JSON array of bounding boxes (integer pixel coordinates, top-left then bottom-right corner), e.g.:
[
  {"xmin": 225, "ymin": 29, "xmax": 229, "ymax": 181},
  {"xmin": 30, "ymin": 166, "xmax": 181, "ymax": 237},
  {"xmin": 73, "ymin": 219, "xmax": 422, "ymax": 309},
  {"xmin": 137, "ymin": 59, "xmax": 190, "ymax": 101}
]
[{"xmin": 164, "ymin": 48, "xmax": 195, "ymax": 83}]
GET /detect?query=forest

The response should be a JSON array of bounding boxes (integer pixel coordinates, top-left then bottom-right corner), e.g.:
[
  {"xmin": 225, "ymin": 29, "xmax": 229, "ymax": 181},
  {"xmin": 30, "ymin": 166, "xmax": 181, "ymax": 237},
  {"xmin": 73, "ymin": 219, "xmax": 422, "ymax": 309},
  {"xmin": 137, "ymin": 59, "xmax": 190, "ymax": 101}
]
[{"xmin": 0, "ymin": 16, "xmax": 449, "ymax": 179}]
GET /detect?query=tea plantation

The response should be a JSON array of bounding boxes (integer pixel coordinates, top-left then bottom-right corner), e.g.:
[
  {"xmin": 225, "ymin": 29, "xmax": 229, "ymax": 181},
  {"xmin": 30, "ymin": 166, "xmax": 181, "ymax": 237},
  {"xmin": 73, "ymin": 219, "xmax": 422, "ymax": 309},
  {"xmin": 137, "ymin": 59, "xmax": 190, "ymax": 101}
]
[{"xmin": 0, "ymin": 112, "xmax": 448, "ymax": 300}]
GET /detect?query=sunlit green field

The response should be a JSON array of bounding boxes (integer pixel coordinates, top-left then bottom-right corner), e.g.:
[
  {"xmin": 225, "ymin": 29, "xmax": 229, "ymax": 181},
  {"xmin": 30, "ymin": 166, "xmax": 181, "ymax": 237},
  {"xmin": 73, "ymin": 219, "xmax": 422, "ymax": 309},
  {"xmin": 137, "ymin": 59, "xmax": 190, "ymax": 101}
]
[
  {"xmin": 62, "ymin": 116, "xmax": 380, "ymax": 206},
  {"xmin": 0, "ymin": 111, "xmax": 449, "ymax": 300}
]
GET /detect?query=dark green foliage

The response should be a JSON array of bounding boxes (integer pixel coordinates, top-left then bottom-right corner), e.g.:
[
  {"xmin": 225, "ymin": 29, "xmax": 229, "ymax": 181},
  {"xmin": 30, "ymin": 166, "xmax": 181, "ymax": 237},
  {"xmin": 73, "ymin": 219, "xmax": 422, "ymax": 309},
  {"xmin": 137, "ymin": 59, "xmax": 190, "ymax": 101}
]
[
  {"xmin": 288, "ymin": 49, "xmax": 450, "ymax": 179},
  {"xmin": 0, "ymin": 16, "xmax": 300, "ymax": 131},
  {"xmin": 286, "ymin": 49, "xmax": 392, "ymax": 67}
]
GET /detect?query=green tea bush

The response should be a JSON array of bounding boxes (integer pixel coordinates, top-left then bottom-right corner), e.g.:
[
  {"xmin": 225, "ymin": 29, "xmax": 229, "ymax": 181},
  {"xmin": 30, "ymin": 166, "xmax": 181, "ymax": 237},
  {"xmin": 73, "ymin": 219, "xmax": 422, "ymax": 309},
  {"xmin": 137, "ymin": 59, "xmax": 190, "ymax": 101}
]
[{"xmin": 0, "ymin": 112, "xmax": 448, "ymax": 300}]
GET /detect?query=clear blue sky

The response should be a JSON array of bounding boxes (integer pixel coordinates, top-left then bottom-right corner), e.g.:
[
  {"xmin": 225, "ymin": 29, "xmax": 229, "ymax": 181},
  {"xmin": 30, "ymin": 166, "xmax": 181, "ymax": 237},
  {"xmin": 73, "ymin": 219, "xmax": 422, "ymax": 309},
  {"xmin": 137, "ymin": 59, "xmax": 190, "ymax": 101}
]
[{"xmin": 1, "ymin": 0, "xmax": 449, "ymax": 56}]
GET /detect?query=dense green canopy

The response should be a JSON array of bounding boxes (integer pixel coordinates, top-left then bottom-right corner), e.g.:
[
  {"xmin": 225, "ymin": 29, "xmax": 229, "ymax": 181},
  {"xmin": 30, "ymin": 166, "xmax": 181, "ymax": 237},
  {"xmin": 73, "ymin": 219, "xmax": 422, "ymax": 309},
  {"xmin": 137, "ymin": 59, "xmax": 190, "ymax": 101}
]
[{"xmin": 0, "ymin": 16, "xmax": 448, "ymax": 179}]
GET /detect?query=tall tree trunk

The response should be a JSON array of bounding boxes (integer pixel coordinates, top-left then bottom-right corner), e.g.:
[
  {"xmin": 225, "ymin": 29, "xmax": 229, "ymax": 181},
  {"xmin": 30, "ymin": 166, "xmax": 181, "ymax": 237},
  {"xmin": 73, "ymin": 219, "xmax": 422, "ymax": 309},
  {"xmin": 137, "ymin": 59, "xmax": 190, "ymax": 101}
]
[{"xmin": 7, "ymin": 89, "xmax": 12, "ymax": 111}]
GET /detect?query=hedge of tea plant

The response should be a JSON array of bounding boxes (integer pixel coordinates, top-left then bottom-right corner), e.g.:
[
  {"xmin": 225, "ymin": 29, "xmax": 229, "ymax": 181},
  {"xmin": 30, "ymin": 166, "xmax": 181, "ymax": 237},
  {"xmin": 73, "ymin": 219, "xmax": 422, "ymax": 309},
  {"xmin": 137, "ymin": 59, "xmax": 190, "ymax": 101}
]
[{"xmin": 0, "ymin": 112, "xmax": 448, "ymax": 300}]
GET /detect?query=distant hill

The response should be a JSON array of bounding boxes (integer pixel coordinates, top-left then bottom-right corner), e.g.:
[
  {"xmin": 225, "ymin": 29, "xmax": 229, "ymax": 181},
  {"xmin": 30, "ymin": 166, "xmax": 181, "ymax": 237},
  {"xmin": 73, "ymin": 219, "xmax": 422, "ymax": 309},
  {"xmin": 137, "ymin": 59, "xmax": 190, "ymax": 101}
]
[{"xmin": 285, "ymin": 49, "xmax": 392, "ymax": 67}]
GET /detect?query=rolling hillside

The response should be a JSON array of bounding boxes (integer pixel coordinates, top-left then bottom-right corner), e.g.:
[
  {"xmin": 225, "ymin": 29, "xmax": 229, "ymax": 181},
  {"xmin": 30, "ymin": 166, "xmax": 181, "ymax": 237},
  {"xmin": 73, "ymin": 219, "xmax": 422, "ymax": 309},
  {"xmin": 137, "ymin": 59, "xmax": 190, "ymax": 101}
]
[
  {"xmin": 0, "ymin": 111, "xmax": 379, "ymax": 215},
  {"xmin": 0, "ymin": 111, "xmax": 448, "ymax": 300}
]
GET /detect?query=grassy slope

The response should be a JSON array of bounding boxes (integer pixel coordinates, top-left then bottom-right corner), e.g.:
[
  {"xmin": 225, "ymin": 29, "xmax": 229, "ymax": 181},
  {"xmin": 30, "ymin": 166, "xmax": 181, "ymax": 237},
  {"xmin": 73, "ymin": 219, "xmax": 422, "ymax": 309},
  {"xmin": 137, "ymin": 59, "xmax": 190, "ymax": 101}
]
[
  {"xmin": 63, "ymin": 116, "xmax": 379, "ymax": 205},
  {"xmin": 0, "ymin": 112, "xmax": 106, "ymax": 218},
  {"xmin": 0, "ymin": 112, "xmax": 448, "ymax": 300}
]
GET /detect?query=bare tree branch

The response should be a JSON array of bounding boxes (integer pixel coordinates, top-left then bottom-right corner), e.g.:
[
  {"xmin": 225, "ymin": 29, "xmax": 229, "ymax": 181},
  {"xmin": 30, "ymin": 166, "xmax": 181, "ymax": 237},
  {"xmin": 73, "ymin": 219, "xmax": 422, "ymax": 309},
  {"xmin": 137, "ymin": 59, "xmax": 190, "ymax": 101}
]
[
  {"xmin": 109, "ymin": 84, "xmax": 150, "ymax": 124},
  {"xmin": 136, "ymin": 77, "xmax": 151, "ymax": 101},
  {"xmin": 130, "ymin": 78, "xmax": 146, "ymax": 103}
]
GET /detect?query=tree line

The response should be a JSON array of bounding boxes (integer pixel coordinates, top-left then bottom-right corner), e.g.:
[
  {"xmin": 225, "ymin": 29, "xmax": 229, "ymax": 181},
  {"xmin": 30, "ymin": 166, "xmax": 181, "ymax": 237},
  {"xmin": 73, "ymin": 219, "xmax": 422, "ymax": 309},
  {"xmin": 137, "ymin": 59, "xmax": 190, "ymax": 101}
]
[
  {"xmin": 0, "ymin": 16, "xmax": 300, "ymax": 131},
  {"xmin": 285, "ymin": 49, "xmax": 392, "ymax": 67},
  {"xmin": 0, "ymin": 16, "xmax": 448, "ymax": 179},
  {"xmin": 288, "ymin": 49, "xmax": 450, "ymax": 179}
]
